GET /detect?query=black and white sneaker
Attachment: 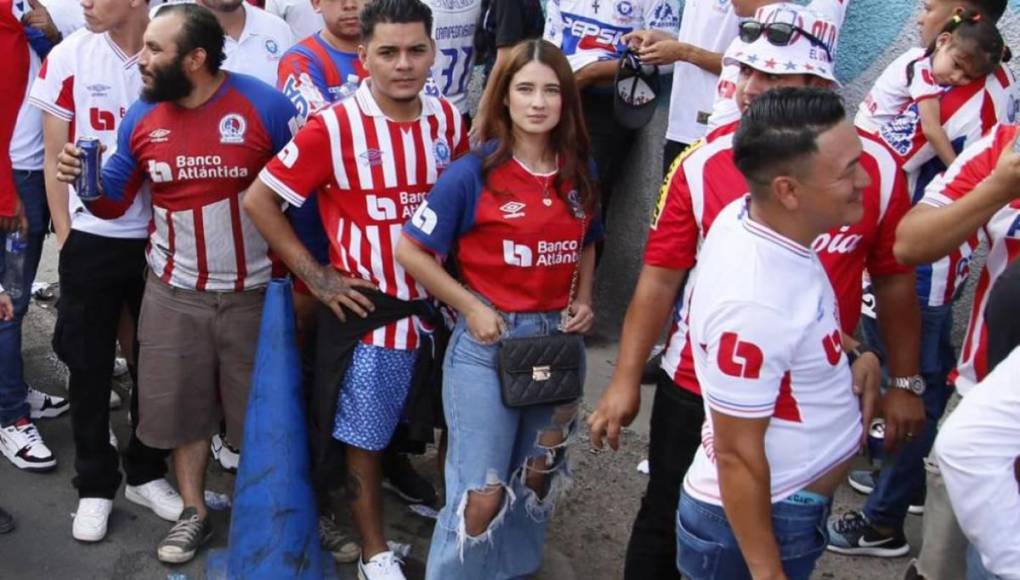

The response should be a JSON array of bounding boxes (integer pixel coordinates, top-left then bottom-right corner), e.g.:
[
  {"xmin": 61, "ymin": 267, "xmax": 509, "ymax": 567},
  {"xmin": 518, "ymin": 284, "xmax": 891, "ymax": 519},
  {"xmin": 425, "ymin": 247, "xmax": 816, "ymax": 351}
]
[
  {"xmin": 381, "ymin": 453, "xmax": 436, "ymax": 505},
  {"xmin": 0, "ymin": 418, "xmax": 56, "ymax": 471},
  {"xmin": 27, "ymin": 387, "xmax": 69, "ymax": 419},
  {"xmin": 847, "ymin": 469, "xmax": 879, "ymax": 495},
  {"xmin": 826, "ymin": 510, "xmax": 910, "ymax": 557},
  {"xmin": 157, "ymin": 507, "xmax": 213, "ymax": 564}
]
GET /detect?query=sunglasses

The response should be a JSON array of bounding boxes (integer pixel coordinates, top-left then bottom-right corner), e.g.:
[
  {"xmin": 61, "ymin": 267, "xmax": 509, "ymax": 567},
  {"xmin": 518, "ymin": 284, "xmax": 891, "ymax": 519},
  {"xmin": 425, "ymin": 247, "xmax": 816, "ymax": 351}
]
[{"xmin": 738, "ymin": 21, "xmax": 834, "ymax": 64}]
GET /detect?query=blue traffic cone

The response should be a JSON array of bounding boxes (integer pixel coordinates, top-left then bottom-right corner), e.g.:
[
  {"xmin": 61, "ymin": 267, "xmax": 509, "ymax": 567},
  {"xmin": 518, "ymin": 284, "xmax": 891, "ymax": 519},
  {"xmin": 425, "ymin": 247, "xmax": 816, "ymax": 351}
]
[{"xmin": 207, "ymin": 279, "xmax": 337, "ymax": 579}]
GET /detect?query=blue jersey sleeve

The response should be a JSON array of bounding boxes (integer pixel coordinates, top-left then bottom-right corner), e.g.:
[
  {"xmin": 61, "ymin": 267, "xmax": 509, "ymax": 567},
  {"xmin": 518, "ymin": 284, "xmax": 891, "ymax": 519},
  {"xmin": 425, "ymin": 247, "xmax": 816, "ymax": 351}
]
[
  {"xmin": 403, "ymin": 152, "xmax": 484, "ymax": 257},
  {"xmin": 234, "ymin": 73, "xmax": 299, "ymax": 154},
  {"xmin": 87, "ymin": 100, "xmax": 151, "ymax": 218}
]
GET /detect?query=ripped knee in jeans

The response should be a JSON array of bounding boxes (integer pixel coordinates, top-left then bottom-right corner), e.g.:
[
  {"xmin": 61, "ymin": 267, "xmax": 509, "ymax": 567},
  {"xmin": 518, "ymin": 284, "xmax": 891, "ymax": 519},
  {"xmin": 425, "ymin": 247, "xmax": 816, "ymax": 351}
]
[
  {"xmin": 519, "ymin": 401, "xmax": 579, "ymax": 521},
  {"xmin": 455, "ymin": 469, "xmax": 515, "ymax": 559}
]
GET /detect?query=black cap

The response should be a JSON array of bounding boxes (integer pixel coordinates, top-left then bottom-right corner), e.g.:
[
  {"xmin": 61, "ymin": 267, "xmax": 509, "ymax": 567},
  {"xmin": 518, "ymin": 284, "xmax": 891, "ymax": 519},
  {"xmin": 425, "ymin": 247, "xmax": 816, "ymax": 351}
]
[{"xmin": 614, "ymin": 48, "xmax": 660, "ymax": 130}]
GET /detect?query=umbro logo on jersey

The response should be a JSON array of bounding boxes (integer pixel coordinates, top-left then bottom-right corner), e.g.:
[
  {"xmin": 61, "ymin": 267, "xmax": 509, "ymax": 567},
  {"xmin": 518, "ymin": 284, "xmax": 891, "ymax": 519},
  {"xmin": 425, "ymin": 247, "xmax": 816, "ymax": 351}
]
[
  {"xmin": 87, "ymin": 83, "xmax": 111, "ymax": 96},
  {"xmin": 503, "ymin": 241, "xmax": 533, "ymax": 267},
  {"xmin": 717, "ymin": 332, "xmax": 764, "ymax": 379},
  {"xmin": 149, "ymin": 129, "xmax": 171, "ymax": 143},
  {"xmin": 359, "ymin": 149, "xmax": 384, "ymax": 167},
  {"xmin": 218, "ymin": 113, "xmax": 247, "ymax": 144},
  {"xmin": 499, "ymin": 201, "xmax": 526, "ymax": 219}
]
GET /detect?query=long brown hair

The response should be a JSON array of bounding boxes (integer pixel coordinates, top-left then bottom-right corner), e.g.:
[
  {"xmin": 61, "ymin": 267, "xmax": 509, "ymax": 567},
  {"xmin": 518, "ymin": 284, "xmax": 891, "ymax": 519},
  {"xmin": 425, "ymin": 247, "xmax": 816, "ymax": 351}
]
[{"xmin": 474, "ymin": 39, "xmax": 598, "ymax": 215}]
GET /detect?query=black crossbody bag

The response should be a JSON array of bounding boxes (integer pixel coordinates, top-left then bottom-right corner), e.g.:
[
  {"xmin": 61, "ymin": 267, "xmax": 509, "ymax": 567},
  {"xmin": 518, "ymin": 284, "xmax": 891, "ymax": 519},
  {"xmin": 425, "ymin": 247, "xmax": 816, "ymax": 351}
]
[{"xmin": 497, "ymin": 218, "xmax": 587, "ymax": 408}]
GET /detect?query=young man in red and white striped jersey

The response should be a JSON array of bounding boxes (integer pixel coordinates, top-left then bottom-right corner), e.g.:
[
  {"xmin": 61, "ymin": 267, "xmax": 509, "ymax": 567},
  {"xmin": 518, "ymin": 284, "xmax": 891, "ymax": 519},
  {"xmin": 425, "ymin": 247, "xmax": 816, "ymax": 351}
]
[{"xmin": 245, "ymin": 1, "xmax": 467, "ymax": 578}]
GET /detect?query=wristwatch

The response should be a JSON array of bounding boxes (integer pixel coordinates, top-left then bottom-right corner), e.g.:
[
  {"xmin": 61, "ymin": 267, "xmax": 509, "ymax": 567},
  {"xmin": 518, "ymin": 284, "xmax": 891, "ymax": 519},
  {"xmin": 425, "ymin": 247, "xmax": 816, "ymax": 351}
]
[{"xmin": 891, "ymin": 375, "xmax": 926, "ymax": 396}]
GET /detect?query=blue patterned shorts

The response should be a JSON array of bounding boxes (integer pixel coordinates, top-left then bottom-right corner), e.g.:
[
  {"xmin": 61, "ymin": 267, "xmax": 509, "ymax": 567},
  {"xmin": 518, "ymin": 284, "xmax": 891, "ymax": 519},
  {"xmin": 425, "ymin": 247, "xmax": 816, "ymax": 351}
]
[{"xmin": 333, "ymin": 343, "xmax": 419, "ymax": 451}]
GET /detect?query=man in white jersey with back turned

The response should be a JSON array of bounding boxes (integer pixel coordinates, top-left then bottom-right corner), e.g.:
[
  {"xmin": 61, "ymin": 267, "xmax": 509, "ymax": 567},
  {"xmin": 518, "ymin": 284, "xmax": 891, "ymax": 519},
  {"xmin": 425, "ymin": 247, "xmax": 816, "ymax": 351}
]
[{"xmin": 677, "ymin": 87, "xmax": 878, "ymax": 580}]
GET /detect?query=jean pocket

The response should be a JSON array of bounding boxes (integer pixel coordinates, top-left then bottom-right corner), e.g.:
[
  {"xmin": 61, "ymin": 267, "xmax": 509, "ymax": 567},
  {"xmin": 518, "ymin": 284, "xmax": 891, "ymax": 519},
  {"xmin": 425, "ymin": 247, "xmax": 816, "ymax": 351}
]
[
  {"xmin": 776, "ymin": 520, "xmax": 828, "ymax": 561},
  {"xmin": 675, "ymin": 512, "xmax": 726, "ymax": 580}
]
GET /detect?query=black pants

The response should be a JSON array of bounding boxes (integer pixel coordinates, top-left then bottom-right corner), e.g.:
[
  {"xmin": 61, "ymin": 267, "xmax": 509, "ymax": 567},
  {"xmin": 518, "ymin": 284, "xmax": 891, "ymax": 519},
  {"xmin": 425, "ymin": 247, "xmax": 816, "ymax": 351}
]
[
  {"xmin": 663, "ymin": 140, "xmax": 691, "ymax": 178},
  {"xmin": 623, "ymin": 371, "xmax": 705, "ymax": 580},
  {"xmin": 52, "ymin": 230, "xmax": 168, "ymax": 498},
  {"xmin": 583, "ymin": 91, "xmax": 636, "ymax": 222}
]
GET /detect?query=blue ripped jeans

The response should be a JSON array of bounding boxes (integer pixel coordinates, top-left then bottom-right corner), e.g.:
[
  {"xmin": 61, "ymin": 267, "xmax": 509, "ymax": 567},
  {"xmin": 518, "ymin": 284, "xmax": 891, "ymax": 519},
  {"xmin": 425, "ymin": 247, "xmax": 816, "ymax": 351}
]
[{"xmin": 426, "ymin": 311, "xmax": 580, "ymax": 580}]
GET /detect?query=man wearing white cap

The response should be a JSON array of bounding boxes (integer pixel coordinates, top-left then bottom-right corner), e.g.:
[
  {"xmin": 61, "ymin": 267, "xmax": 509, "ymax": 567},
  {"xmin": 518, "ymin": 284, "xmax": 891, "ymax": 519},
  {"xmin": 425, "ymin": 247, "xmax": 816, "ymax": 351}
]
[{"xmin": 588, "ymin": 2, "xmax": 927, "ymax": 574}]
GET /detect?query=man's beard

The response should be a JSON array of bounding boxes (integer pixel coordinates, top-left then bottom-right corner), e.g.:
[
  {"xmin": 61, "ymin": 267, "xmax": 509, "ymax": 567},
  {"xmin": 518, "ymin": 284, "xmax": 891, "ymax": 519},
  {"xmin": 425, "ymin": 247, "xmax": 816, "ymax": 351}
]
[{"xmin": 140, "ymin": 56, "xmax": 194, "ymax": 103}]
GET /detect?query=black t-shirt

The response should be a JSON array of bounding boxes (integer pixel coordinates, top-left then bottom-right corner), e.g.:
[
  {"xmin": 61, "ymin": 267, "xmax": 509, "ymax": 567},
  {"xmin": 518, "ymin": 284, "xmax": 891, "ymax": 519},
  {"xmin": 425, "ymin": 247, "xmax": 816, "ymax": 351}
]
[
  {"xmin": 986, "ymin": 258, "xmax": 1020, "ymax": 373},
  {"xmin": 476, "ymin": 0, "xmax": 545, "ymax": 65}
]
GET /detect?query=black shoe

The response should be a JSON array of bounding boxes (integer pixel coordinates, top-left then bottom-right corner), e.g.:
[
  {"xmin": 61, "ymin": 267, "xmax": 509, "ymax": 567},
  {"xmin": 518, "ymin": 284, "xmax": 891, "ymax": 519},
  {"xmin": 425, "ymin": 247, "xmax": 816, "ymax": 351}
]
[
  {"xmin": 908, "ymin": 486, "xmax": 926, "ymax": 515},
  {"xmin": 381, "ymin": 453, "xmax": 437, "ymax": 505},
  {"xmin": 826, "ymin": 510, "xmax": 910, "ymax": 557},
  {"xmin": 0, "ymin": 506, "xmax": 14, "ymax": 534}
]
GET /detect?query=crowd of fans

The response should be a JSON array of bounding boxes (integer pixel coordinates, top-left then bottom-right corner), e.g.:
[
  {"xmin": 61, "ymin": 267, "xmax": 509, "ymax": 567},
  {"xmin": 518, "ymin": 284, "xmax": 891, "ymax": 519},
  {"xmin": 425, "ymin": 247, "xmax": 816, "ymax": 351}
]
[{"xmin": 0, "ymin": 0, "xmax": 1017, "ymax": 578}]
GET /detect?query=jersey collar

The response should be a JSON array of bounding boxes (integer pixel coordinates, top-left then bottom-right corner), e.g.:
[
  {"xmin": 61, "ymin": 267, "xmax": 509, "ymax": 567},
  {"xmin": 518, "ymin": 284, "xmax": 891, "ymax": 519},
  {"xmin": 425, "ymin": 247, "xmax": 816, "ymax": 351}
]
[
  {"xmin": 739, "ymin": 196, "xmax": 814, "ymax": 260},
  {"xmin": 353, "ymin": 79, "xmax": 442, "ymax": 120},
  {"xmin": 103, "ymin": 33, "xmax": 141, "ymax": 69}
]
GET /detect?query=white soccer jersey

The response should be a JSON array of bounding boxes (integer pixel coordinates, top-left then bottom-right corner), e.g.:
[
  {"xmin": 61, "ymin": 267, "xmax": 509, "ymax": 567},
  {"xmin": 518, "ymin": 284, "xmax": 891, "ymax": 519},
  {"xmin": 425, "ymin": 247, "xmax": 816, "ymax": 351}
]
[
  {"xmin": 855, "ymin": 47, "xmax": 942, "ymax": 135},
  {"xmin": 920, "ymin": 124, "xmax": 1020, "ymax": 394},
  {"xmin": 683, "ymin": 197, "xmax": 862, "ymax": 505},
  {"xmin": 707, "ymin": 0, "xmax": 849, "ymax": 131},
  {"xmin": 28, "ymin": 28, "xmax": 150, "ymax": 239},
  {"xmin": 543, "ymin": 0, "xmax": 680, "ymax": 73},
  {"xmin": 9, "ymin": 0, "xmax": 82, "ymax": 170},
  {"xmin": 664, "ymin": 0, "xmax": 739, "ymax": 144},
  {"xmin": 153, "ymin": 1, "xmax": 294, "ymax": 85},
  {"xmin": 422, "ymin": 0, "xmax": 482, "ymax": 114},
  {"xmin": 265, "ymin": 0, "xmax": 322, "ymax": 41}
]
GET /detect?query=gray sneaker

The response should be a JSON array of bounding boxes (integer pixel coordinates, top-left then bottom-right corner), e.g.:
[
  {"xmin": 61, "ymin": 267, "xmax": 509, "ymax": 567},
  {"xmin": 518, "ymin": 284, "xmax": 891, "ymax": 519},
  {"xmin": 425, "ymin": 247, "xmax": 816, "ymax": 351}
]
[
  {"xmin": 318, "ymin": 514, "xmax": 361, "ymax": 563},
  {"xmin": 157, "ymin": 507, "xmax": 212, "ymax": 564}
]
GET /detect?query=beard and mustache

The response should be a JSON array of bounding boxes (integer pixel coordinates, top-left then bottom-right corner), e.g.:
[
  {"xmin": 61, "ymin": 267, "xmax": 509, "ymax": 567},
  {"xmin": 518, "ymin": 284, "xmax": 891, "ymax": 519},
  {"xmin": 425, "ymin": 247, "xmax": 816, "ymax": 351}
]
[{"xmin": 140, "ymin": 55, "xmax": 195, "ymax": 103}]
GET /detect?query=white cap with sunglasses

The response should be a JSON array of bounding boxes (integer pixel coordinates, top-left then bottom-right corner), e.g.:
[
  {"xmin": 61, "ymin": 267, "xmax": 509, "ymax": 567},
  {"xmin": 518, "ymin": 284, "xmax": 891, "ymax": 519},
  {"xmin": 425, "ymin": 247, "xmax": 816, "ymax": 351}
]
[{"xmin": 722, "ymin": 3, "xmax": 840, "ymax": 84}]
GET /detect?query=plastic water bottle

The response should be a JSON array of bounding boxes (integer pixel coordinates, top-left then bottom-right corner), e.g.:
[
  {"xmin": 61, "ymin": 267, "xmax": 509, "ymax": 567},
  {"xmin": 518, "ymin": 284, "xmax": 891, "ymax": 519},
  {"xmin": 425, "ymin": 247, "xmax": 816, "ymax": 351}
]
[{"xmin": 2, "ymin": 231, "xmax": 28, "ymax": 300}]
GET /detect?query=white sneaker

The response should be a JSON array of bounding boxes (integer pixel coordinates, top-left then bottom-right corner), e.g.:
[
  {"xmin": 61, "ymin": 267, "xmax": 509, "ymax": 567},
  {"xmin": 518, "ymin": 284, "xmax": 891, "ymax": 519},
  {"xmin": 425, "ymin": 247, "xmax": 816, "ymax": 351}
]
[
  {"xmin": 211, "ymin": 433, "xmax": 240, "ymax": 473},
  {"xmin": 109, "ymin": 426, "xmax": 119, "ymax": 450},
  {"xmin": 0, "ymin": 418, "xmax": 56, "ymax": 471},
  {"xmin": 73, "ymin": 498, "xmax": 113, "ymax": 542},
  {"xmin": 27, "ymin": 387, "xmax": 69, "ymax": 419},
  {"xmin": 125, "ymin": 479, "xmax": 184, "ymax": 522},
  {"xmin": 358, "ymin": 550, "xmax": 406, "ymax": 580},
  {"xmin": 109, "ymin": 389, "xmax": 122, "ymax": 410}
]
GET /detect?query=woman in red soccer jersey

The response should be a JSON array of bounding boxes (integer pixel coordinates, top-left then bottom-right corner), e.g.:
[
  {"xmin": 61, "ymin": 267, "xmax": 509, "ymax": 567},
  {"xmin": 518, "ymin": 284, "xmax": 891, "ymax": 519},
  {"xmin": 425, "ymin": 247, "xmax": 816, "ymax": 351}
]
[{"xmin": 397, "ymin": 39, "xmax": 600, "ymax": 580}]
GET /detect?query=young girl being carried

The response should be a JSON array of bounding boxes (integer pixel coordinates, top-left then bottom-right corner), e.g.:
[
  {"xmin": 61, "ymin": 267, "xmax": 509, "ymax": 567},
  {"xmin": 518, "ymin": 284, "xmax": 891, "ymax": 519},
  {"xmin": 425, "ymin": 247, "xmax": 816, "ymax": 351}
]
[{"xmin": 855, "ymin": 9, "xmax": 1009, "ymax": 165}]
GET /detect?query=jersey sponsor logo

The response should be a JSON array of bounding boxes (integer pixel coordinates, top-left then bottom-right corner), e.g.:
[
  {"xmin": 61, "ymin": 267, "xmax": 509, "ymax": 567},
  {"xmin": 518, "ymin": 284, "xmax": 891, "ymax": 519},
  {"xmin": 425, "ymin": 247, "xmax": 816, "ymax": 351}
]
[
  {"xmin": 499, "ymin": 201, "xmax": 526, "ymax": 219},
  {"xmin": 562, "ymin": 14, "xmax": 628, "ymax": 53},
  {"xmin": 822, "ymin": 330, "xmax": 842, "ymax": 365},
  {"xmin": 148, "ymin": 160, "xmax": 173, "ymax": 183},
  {"xmin": 278, "ymin": 142, "xmax": 299, "ymax": 168},
  {"xmin": 503, "ymin": 240, "xmax": 534, "ymax": 267},
  {"xmin": 366, "ymin": 195, "xmax": 398, "ymax": 221},
  {"xmin": 90, "ymin": 107, "xmax": 117, "ymax": 131},
  {"xmin": 148, "ymin": 128, "xmax": 171, "ymax": 143},
  {"xmin": 717, "ymin": 332, "xmax": 764, "ymax": 379},
  {"xmin": 165, "ymin": 155, "xmax": 251, "ymax": 181},
  {"xmin": 811, "ymin": 225, "xmax": 863, "ymax": 254},
  {"xmin": 359, "ymin": 149, "xmax": 384, "ymax": 167},
  {"xmin": 648, "ymin": 3, "xmax": 680, "ymax": 29},
  {"xmin": 433, "ymin": 137, "xmax": 452, "ymax": 169},
  {"xmin": 218, "ymin": 113, "xmax": 247, "ymax": 144},
  {"xmin": 410, "ymin": 202, "xmax": 438, "ymax": 234},
  {"xmin": 879, "ymin": 103, "xmax": 920, "ymax": 156}
]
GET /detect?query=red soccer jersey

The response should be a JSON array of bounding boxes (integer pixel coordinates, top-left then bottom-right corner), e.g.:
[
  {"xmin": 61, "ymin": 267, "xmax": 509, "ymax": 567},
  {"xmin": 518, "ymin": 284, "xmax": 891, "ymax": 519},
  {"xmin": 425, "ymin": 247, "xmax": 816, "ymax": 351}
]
[
  {"xmin": 646, "ymin": 121, "xmax": 911, "ymax": 395},
  {"xmin": 89, "ymin": 73, "xmax": 297, "ymax": 291},
  {"xmin": 259, "ymin": 81, "xmax": 468, "ymax": 349},
  {"xmin": 919, "ymin": 124, "xmax": 1020, "ymax": 393},
  {"xmin": 402, "ymin": 152, "xmax": 603, "ymax": 313},
  {"xmin": 0, "ymin": 0, "xmax": 29, "ymax": 218}
]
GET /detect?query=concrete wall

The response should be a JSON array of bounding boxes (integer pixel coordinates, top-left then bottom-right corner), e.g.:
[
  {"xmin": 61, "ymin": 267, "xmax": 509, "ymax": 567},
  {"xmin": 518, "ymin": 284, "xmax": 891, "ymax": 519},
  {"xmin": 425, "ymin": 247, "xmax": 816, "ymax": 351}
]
[{"xmin": 594, "ymin": 0, "xmax": 1020, "ymax": 336}]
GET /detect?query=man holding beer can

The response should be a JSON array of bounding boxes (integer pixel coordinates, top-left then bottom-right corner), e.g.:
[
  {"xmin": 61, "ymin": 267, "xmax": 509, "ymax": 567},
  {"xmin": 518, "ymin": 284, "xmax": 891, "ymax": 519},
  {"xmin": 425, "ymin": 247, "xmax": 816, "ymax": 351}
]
[
  {"xmin": 56, "ymin": 3, "xmax": 297, "ymax": 563},
  {"xmin": 28, "ymin": 0, "xmax": 181, "ymax": 544}
]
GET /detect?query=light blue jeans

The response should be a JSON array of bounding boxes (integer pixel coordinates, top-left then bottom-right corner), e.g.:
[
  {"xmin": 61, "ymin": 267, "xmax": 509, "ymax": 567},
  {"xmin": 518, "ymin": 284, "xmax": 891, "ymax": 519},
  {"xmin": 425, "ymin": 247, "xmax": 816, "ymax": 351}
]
[{"xmin": 425, "ymin": 311, "xmax": 581, "ymax": 580}]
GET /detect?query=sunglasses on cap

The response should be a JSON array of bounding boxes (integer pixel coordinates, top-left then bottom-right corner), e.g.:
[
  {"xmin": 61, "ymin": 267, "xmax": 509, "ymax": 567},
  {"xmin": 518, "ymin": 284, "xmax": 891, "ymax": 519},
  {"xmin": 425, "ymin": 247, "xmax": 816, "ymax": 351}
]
[{"xmin": 738, "ymin": 20, "xmax": 834, "ymax": 64}]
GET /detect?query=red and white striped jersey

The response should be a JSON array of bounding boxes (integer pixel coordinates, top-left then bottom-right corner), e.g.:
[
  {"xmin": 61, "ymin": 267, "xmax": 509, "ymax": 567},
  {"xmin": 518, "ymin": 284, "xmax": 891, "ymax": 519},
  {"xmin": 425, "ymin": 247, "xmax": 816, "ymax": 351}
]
[
  {"xmin": 260, "ymin": 81, "xmax": 468, "ymax": 349},
  {"xmin": 28, "ymin": 28, "xmax": 151, "ymax": 239},
  {"xmin": 646, "ymin": 120, "xmax": 909, "ymax": 395},
  {"xmin": 919, "ymin": 123, "xmax": 1020, "ymax": 394}
]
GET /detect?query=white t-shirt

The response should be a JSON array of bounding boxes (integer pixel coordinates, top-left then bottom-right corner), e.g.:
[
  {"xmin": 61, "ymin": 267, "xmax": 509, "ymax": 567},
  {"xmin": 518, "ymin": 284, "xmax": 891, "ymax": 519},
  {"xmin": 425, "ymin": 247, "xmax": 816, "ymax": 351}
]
[
  {"xmin": 422, "ymin": 0, "xmax": 483, "ymax": 115},
  {"xmin": 153, "ymin": 1, "xmax": 294, "ymax": 86},
  {"xmin": 28, "ymin": 29, "xmax": 151, "ymax": 239},
  {"xmin": 10, "ymin": 0, "xmax": 83, "ymax": 170},
  {"xmin": 683, "ymin": 197, "xmax": 862, "ymax": 505},
  {"xmin": 265, "ymin": 0, "xmax": 322, "ymax": 42},
  {"xmin": 855, "ymin": 47, "xmax": 942, "ymax": 134},
  {"xmin": 665, "ymin": 0, "xmax": 739, "ymax": 144},
  {"xmin": 707, "ymin": 0, "xmax": 849, "ymax": 131}
]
